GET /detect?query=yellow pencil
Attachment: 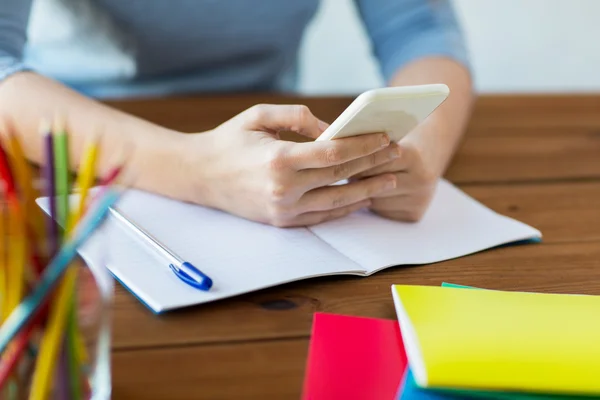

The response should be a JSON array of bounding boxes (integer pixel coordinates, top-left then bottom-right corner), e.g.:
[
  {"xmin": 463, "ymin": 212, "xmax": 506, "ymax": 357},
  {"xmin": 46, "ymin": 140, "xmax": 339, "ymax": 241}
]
[
  {"xmin": 67, "ymin": 130, "xmax": 100, "ymax": 234},
  {"xmin": 7, "ymin": 131, "xmax": 44, "ymax": 245},
  {"xmin": 28, "ymin": 267, "xmax": 77, "ymax": 400},
  {"xmin": 66, "ymin": 132, "xmax": 101, "ymax": 379},
  {"xmin": 5, "ymin": 201, "xmax": 25, "ymax": 317}
]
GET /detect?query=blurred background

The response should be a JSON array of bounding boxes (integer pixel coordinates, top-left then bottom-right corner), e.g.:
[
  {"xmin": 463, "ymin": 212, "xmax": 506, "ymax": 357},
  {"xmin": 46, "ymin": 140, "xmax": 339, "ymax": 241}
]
[
  {"xmin": 27, "ymin": 0, "xmax": 600, "ymax": 96},
  {"xmin": 298, "ymin": 0, "xmax": 600, "ymax": 94}
]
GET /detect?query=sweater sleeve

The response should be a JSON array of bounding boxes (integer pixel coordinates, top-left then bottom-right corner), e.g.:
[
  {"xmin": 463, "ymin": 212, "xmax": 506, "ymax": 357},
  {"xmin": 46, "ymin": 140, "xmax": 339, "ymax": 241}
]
[
  {"xmin": 354, "ymin": 0, "xmax": 471, "ymax": 82},
  {"xmin": 0, "ymin": 0, "xmax": 33, "ymax": 83}
]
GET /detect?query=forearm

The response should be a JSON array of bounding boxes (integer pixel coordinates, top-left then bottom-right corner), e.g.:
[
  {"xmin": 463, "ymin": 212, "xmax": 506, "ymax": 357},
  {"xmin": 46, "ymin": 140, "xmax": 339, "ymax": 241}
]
[
  {"xmin": 0, "ymin": 72, "xmax": 191, "ymax": 200},
  {"xmin": 389, "ymin": 57, "xmax": 474, "ymax": 175}
]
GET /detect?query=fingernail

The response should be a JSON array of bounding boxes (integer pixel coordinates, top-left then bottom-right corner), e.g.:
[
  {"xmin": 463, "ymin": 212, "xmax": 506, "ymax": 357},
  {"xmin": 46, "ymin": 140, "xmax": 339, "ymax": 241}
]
[
  {"xmin": 390, "ymin": 146, "xmax": 401, "ymax": 159},
  {"xmin": 318, "ymin": 120, "xmax": 329, "ymax": 132},
  {"xmin": 380, "ymin": 134, "xmax": 390, "ymax": 148},
  {"xmin": 384, "ymin": 177, "xmax": 397, "ymax": 190}
]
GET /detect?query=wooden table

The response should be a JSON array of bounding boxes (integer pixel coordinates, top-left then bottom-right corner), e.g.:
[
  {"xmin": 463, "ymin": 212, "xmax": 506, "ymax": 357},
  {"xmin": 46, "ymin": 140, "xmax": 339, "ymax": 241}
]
[{"xmin": 103, "ymin": 94, "xmax": 600, "ymax": 399}]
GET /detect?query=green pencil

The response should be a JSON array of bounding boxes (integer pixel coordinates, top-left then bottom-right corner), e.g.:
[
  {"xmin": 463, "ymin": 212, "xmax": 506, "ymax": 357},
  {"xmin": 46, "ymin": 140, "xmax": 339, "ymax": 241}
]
[{"xmin": 53, "ymin": 116, "xmax": 70, "ymax": 238}]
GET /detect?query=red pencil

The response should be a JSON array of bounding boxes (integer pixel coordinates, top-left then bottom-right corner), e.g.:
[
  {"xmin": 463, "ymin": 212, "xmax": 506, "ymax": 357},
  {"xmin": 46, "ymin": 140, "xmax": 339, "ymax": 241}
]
[{"xmin": 0, "ymin": 141, "xmax": 17, "ymax": 202}]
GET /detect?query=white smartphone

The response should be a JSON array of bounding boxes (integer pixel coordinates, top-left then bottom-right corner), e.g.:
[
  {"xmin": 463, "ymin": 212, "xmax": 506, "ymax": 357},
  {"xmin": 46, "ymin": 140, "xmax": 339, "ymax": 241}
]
[{"xmin": 316, "ymin": 84, "xmax": 450, "ymax": 142}]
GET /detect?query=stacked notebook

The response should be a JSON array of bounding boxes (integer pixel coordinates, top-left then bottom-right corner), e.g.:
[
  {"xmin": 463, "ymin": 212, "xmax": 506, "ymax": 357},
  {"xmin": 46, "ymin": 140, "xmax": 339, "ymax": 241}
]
[{"xmin": 303, "ymin": 284, "xmax": 600, "ymax": 399}]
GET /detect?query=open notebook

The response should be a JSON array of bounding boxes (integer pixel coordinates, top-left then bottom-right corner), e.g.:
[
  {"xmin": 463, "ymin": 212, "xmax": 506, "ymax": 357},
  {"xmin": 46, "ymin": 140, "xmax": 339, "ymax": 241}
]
[{"xmin": 37, "ymin": 180, "xmax": 541, "ymax": 313}]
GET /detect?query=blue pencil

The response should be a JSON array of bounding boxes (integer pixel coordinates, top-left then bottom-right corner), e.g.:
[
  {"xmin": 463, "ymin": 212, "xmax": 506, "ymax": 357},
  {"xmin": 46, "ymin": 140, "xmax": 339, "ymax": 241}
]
[{"xmin": 0, "ymin": 187, "xmax": 123, "ymax": 353}]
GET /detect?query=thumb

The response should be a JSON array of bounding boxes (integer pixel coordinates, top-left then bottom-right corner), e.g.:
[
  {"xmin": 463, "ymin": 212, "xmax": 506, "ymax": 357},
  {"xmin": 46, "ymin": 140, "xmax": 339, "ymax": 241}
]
[{"xmin": 241, "ymin": 104, "xmax": 329, "ymax": 139}]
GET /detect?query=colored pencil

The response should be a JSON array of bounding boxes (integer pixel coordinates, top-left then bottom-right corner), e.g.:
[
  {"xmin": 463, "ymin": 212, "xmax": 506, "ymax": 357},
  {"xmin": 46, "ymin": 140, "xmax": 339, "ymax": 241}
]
[
  {"xmin": 99, "ymin": 164, "xmax": 123, "ymax": 187},
  {"xmin": 41, "ymin": 120, "xmax": 58, "ymax": 257},
  {"xmin": 27, "ymin": 187, "xmax": 120, "ymax": 399},
  {"xmin": 5, "ymin": 202, "xmax": 26, "ymax": 317},
  {"xmin": 0, "ymin": 142, "xmax": 17, "ymax": 202},
  {"xmin": 0, "ymin": 308, "xmax": 44, "ymax": 390},
  {"xmin": 52, "ymin": 116, "xmax": 70, "ymax": 233},
  {"xmin": 0, "ymin": 186, "xmax": 123, "ymax": 354},
  {"xmin": 64, "ymin": 131, "xmax": 101, "ymax": 399},
  {"xmin": 7, "ymin": 130, "xmax": 44, "ymax": 245},
  {"xmin": 35, "ymin": 116, "xmax": 73, "ymax": 399},
  {"xmin": 0, "ymin": 119, "xmax": 128, "ymax": 397},
  {"xmin": 29, "ymin": 267, "xmax": 77, "ymax": 400},
  {"xmin": 66, "ymin": 306, "xmax": 82, "ymax": 400},
  {"xmin": 0, "ymin": 202, "xmax": 6, "ymax": 323},
  {"xmin": 67, "ymin": 130, "xmax": 100, "ymax": 234}
]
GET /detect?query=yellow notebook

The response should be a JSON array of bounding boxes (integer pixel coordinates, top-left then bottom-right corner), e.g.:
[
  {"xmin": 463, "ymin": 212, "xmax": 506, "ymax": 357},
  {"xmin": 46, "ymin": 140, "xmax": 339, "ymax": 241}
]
[{"xmin": 391, "ymin": 285, "xmax": 600, "ymax": 396}]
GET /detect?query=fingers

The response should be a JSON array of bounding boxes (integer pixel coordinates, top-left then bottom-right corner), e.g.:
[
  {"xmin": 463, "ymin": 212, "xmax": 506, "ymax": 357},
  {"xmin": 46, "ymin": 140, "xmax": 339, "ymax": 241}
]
[
  {"xmin": 239, "ymin": 104, "xmax": 328, "ymax": 139},
  {"xmin": 353, "ymin": 143, "xmax": 412, "ymax": 178},
  {"xmin": 284, "ymin": 199, "xmax": 371, "ymax": 227},
  {"xmin": 288, "ymin": 132, "xmax": 391, "ymax": 170},
  {"xmin": 297, "ymin": 174, "xmax": 396, "ymax": 213},
  {"xmin": 368, "ymin": 193, "xmax": 432, "ymax": 222},
  {"xmin": 299, "ymin": 144, "xmax": 401, "ymax": 190},
  {"xmin": 366, "ymin": 171, "xmax": 414, "ymax": 198},
  {"xmin": 370, "ymin": 207, "xmax": 428, "ymax": 223}
]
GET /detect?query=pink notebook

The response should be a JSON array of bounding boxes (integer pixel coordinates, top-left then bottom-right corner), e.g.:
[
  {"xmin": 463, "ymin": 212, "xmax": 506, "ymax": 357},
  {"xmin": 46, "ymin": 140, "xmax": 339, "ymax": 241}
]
[{"xmin": 302, "ymin": 312, "xmax": 408, "ymax": 400}]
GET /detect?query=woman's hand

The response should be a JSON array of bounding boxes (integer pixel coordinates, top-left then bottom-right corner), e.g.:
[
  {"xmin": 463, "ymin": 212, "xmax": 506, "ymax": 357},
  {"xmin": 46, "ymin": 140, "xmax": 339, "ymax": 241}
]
[
  {"xmin": 352, "ymin": 137, "xmax": 438, "ymax": 222},
  {"xmin": 183, "ymin": 104, "xmax": 401, "ymax": 227},
  {"xmin": 359, "ymin": 56, "xmax": 474, "ymax": 222}
]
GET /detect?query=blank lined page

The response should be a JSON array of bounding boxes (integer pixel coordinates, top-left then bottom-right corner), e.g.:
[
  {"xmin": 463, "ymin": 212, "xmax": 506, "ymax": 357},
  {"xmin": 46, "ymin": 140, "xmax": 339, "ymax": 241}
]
[
  {"xmin": 308, "ymin": 180, "xmax": 541, "ymax": 273},
  {"xmin": 73, "ymin": 190, "xmax": 361, "ymax": 312}
]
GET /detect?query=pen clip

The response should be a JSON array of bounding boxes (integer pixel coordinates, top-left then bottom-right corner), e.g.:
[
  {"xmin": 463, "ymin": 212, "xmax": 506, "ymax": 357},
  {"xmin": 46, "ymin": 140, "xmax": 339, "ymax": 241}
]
[{"xmin": 169, "ymin": 262, "xmax": 213, "ymax": 291}]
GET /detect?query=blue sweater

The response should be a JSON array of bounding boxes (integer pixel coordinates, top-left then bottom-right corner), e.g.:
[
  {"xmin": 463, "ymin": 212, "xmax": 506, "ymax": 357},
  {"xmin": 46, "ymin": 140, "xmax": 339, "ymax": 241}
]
[{"xmin": 0, "ymin": 0, "xmax": 469, "ymax": 98}]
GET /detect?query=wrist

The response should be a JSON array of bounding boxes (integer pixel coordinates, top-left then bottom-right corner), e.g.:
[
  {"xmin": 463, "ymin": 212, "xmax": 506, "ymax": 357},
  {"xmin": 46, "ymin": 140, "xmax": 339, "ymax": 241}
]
[
  {"xmin": 130, "ymin": 127, "xmax": 201, "ymax": 202},
  {"xmin": 412, "ymin": 111, "xmax": 465, "ymax": 178},
  {"xmin": 176, "ymin": 130, "xmax": 219, "ymax": 207}
]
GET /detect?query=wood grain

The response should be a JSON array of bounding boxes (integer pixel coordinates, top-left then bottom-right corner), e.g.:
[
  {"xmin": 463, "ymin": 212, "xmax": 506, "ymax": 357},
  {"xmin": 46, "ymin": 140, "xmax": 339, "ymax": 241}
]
[
  {"xmin": 446, "ymin": 132, "xmax": 600, "ymax": 183},
  {"xmin": 105, "ymin": 94, "xmax": 600, "ymax": 132},
  {"xmin": 102, "ymin": 95, "xmax": 600, "ymax": 399},
  {"xmin": 112, "ymin": 338, "xmax": 308, "ymax": 400},
  {"xmin": 105, "ymin": 95, "xmax": 600, "ymax": 184},
  {"xmin": 462, "ymin": 181, "xmax": 600, "ymax": 243},
  {"xmin": 105, "ymin": 95, "xmax": 354, "ymax": 134}
]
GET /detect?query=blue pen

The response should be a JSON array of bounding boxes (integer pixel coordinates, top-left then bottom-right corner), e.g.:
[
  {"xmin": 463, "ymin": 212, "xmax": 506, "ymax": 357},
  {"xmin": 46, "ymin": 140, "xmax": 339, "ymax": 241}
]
[
  {"xmin": 0, "ymin": 187, "xmax": 122, "ymax": 353},
  {"xmin": 108, "ymin": 207, "xmax": 213, "ymax": 291}
]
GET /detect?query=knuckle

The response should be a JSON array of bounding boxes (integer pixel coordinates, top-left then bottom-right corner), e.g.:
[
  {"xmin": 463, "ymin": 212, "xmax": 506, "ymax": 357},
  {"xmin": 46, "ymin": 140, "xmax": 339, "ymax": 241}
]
[
  {"xmin": 331, "ymin": 195, "xmax": 348, "ymax": 209},
  {"xmin": 368, "ymin": 152, "xmax": 379, "ymax": 168},
  {"xmin": 281, "ymin": 105, "xmax": 313, "ymax": 133},
  {"xmin": 332, "ymin": 162, "xmax": 350, "ymax": 180},
  {"xmin": 266, "ymin": 147, "xmax": 288, "ymax": 172},
  {"xmin": 323, "ymin": 146, "xmax": 342, "ymax": 164},
  {"xmin": 247, "ymin": 104, "xmax": 270, "ymax": 121},
  {"xmin": 294, "ymin": 105, "xmax": 312, "ymax": 128},
  {"xmin": 362, "ymin": 141, "xmax": 374, "ymax": 156},
  {"xmin": 266, "ymin": 182, "xmax": 291, "ymax": 204}
]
